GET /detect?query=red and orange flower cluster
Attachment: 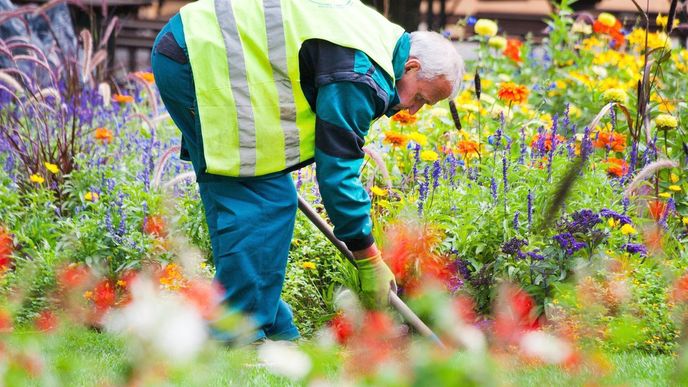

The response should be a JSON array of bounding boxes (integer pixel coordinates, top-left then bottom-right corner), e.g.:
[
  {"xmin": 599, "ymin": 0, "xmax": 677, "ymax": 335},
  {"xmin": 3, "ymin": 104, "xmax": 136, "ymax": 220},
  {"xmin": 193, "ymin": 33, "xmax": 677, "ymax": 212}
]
[
  {"xmin": 593, "ymin": 131, "xmax": 626, "ymax": 152},
  {"xmin": 593, "ymin": 13, "xmax": 625, "ymax": 48}
]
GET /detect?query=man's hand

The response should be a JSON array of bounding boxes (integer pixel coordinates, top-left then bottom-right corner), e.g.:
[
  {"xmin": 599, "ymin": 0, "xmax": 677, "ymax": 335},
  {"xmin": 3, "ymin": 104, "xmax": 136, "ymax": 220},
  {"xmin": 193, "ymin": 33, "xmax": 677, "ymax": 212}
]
[{"xmin": 353, "ymin": 252, "xmax": 397, "ymax": 309}]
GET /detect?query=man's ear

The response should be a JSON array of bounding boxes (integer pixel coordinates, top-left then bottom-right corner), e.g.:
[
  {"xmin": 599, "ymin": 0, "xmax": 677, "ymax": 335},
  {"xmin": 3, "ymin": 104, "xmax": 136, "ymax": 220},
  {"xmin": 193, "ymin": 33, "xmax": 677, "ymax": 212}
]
[{"xmin": 404, "ymin": 58, "xmax": 421, "ymax": 73}]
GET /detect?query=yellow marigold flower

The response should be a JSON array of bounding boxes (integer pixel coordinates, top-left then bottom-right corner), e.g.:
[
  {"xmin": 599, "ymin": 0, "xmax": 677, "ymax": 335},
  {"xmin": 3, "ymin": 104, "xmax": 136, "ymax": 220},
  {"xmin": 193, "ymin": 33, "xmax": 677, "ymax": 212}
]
[
  {"xmin": 420, "ymin": 150, "xmax": 439, "ymax": 162},
  {"xmin": 488, "ymin": 36, "xmax": 507, "ymax": 50},
  {"xmin": 44, "ymin": 162, "xmax": 59, "ymax": 174},
  {"xmin": 659, "ymin": 192, "xmax": 672, "ymax": 198},
  {"xmin": 30, "ymin": 174, "xmax": 44, "ymax": 184},
  {"xmin": 602, "ymin": 88, "xmax": 628, "ymax": 104},
  {"xmin": 407, "ymin": 132, "xmax": 427, "ymax": 146},
  {"xmin": 301, "ymin": 261, "xmax": 316, "ymax": 270},
  {"xmin": 370, "ymin": 186, "xmax": 388, "ymax": 196},
  {"xmin": 620, "ymin": 224, "xmax": 637, "ymax": 235},
  {"xmin": 608, "ymin": 218, "xmax": 619, "ymax": 228},
  {"xmin": 671, "ymin": 173, "xmax": 679, "ymax": 183},
  {"xmin": 116, "ymin": 280, "xmax": 127, "ymax": 287},
  {"xmin": 597, "ymin": 12, "xmax": 617, "ymax": 28},
  {"xmin": 683, "ymin": 217, "xmax": 688, "ymax": 226},
  {"xmin": 84, "ymin": 191, "xmax": 99, "ymax": 202},
  {"xmin": 83, "ymin": 291, "xmax": 93, "ymax": 300},
  {"xmin": 656, "ymin": 14, "xmax": 678, "ymax": 30},
  {"xmin": 655, "ymin": 114, "xmax": 678, "ymax": 130},
  {"xmin": 669, "ymin": 185, "xmax": 682, "ymax": 192},
  {"xmin": 474, "ymin": 19, "xmax": 498, "ymax": 37}
]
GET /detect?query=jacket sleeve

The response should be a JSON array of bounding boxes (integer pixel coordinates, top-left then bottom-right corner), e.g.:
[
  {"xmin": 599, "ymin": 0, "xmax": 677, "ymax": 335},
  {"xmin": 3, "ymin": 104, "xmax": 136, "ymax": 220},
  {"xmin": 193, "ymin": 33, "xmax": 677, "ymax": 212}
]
[{"xmin": 314, "ymin": 80, "xmax": 385, "ymax": 252}]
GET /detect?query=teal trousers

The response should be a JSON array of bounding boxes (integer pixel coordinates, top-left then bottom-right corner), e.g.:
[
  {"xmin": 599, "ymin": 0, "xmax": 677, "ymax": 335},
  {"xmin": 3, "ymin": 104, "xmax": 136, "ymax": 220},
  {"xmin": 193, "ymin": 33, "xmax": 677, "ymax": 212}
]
[{"xmin": 151, "ymin": 14, "xmax": 300, "ymax": 342}]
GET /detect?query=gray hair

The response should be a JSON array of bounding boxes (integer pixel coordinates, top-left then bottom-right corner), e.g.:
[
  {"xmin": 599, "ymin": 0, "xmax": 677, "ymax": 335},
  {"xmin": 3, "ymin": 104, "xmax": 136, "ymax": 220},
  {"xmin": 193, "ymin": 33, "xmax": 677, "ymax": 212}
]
[{"xmin": 409, "ymin": 31, "xmax": 464, "ymax": 98}]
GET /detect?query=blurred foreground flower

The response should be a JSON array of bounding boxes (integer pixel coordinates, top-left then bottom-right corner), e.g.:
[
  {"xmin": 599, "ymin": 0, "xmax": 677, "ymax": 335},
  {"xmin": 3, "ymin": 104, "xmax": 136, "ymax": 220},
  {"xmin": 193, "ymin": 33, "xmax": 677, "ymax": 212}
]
[
  {"xmin": 104, "ymin": 277, "xmax": 208, "ymax": 363},
  {"xmin": 257, "ymin": 341, "xmax": 312, "ymax": 381}
]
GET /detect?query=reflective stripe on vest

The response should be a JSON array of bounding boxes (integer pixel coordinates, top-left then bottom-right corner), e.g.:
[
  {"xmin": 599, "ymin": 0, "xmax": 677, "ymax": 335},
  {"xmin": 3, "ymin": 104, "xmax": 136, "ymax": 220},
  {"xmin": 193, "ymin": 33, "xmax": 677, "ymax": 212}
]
[{"xmin": 181, "ymin": 0, "xmax": 404, "ymax": 177}]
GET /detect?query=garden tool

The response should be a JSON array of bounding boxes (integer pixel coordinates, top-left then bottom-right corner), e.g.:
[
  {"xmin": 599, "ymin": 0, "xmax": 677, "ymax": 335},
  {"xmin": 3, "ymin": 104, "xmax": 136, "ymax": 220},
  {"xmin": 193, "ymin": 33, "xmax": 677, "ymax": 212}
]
[{"xmin": 297, "ymin": 195, "xmax": 447, "ymax": 350}]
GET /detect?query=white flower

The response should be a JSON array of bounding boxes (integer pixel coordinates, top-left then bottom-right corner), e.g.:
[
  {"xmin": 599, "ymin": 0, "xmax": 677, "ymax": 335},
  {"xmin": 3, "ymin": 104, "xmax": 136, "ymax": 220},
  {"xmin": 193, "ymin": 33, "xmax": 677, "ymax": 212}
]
[
  {"xmin": 257, "ymin": 341, "xmax": 312, "ymax": 381},
  {"xmin": 519, "ymin": 331, "xmax": 572, "ymax": 364},
  {"xmin": 104, "ymin": 277, "xmax": 207, "ymax": 363}
]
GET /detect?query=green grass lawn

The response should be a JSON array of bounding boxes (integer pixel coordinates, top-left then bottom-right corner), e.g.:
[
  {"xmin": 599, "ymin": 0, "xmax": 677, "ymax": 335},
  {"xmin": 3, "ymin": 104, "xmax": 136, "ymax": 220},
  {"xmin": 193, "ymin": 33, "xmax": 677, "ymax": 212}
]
[{"xmin": 8, "ymin": 329, "xmax": 679, "ymax": 386}]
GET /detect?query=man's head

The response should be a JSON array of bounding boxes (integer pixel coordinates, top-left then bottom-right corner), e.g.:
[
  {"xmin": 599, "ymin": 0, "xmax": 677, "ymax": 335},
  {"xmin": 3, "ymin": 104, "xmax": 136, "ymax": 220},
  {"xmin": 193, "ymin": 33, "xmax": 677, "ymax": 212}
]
[{"xmin": 394, "ymin": 31, "xmax": 464, "ymax": 115}]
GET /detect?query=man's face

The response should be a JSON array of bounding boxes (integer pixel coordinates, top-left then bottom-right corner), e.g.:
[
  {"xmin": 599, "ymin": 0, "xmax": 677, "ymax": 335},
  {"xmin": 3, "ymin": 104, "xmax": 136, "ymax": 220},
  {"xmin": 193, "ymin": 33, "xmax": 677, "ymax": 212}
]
[{"xmin": 394, "ymin": 58, "xmax": 452, "ymax": 115}]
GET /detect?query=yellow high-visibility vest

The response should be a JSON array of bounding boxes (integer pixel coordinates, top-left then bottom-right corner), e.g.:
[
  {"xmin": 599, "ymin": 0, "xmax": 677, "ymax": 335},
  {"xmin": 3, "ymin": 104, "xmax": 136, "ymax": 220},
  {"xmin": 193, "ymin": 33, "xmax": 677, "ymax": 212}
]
[{"xmin": 180, "ymin": 0, "xmax": 404, "ymax": 177}]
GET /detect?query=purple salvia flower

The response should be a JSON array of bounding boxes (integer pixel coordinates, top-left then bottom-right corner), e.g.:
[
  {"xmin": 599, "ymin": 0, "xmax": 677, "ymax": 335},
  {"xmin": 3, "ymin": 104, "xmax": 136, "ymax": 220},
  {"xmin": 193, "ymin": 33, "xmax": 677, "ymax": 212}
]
[
  {"xmin": 628, "ymin": 141, "xmax": 638, "ymax": 175},
  {"xmin": 412, "ymin": 144, "xmax": 421, "ymax": 181},
  {"xmin": 432, "ymin": 159, "xmax": 441, "ymax": 190},
  {"xmin": 490, "ymin": 177, "xmax": 498, "ymax": 202},
  {"xmin": 527, "ymin": 190, "xmax": 533, "ymax": 228},
  {"xmin": 519, "ymin": 127, "xmax": 527, "ymax": 165},
  {"xmin": 562, "ymin": 104, "xmax": 571, "ymax": 136},
  {"xmin": 513, "ymin": 211, "xmax": 520, "ymax": 230},
  {"xmin": 581, "ymin": 126, "xmax": 592, "ymax": 160},
  {"xmin": 502, "ymin": 153, "xmax": 508, "ymax": 193},
  {"xmin": 622, "ymin": 197, "xmax": 629, "ymax": 214}
]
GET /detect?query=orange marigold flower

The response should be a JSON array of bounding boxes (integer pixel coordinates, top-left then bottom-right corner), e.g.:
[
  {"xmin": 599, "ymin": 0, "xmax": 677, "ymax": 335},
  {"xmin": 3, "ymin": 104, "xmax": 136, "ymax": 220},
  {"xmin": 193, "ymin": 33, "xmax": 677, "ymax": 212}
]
[
  {"xmin": 593, "ymin": 131, "xmax": 626, "ymax": 152},
  {"xmin": 0, "ymin": 227, "xmax": 13, "ymax": 272},
  {"xmin": 592, "ymin": 20, "xmax": 625, "ymax": 48},
  {"xmin": 530, "ymin": 133, "xmax": 566, "ymax": 152},
  {"xmin": 504, "ymin": 39, "xmax": 523, "ymax": 63},
  {"xmin": 390, "ymin": 109, "xmax": 417, "ymax": 124},
  {"xmin": 383, "ymin": 131, "xmax": 409, "ymax": 148},
  {"xmin": 112, "ymin": 94, "xmax": 134, "ymax": 104},
  {"xmin": 58, "ymin": 263, "xmax": 90, "ymax": 289},
  {"xmin": 159, "ymin": 263, "xmax": 186, "ymax": 290},
  {"xmin": 134, "ymin": 71, "xmax": 155, "ymax": 84},
  {"xmin": 456, "ymin": 140, "xmax": 481, "ymax": 157},
  {"xmin": 94, "ymin": 127, "xmax": 113, "ymax": 143},
  {"xmin": 91, "ymin": 280, "xmax": 116, "ymax": 311},
  {"xmin": 606, "ymin": 157, "xmax": 628, "ymax": 177},
  {"xmin": 497, "ymin": 82, "xmax": 529, "ymax": 104},
  {"xmin": 144, "ymin": 215, "xmax": 167, "ymax": 238}
]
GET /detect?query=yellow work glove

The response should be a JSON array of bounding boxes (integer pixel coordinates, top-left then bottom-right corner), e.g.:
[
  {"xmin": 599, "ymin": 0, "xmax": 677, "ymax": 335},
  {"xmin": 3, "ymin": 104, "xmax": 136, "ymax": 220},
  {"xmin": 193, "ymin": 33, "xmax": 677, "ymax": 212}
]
[{"xmin": 354, "ymin": 253, "xmax": 397, "ymax": 309}]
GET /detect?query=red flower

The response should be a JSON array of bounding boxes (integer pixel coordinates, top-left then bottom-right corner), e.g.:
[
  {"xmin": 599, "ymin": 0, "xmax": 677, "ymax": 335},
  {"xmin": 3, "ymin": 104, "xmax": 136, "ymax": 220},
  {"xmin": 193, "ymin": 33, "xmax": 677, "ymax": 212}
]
[
  {"xmin": 35, "ymin": 310, "xmax": 58, "ymax": 332},
  {"xmin": 453, "ymin": 295, "xmax": 477, "ymax": 323},
  {"xmin": 647, "ymin": 200, "xmax": 667, "ymax": 222},
  {"xmin": 181, "ymin": 279, "xmax": 223, "ymax": 320},
  {"xmin": 144, "ymin": 215, "xmax": 167, "ymax": 237},
  {"xmin": 91, "ymin": 279, "xmax": 116, "ymax": 311},
  {"xmin": 0, "ymin": 228, "xmax": 13, "ymax": 272},
  {"xmin": 672, "ymin": 273, "xmax": 688, "ymax": 303},
  {"xmin": 58, "ymin": 264, "xmax": 91, "ymax": 289},
  {"xmin": 330, "ymin": 313, "xmax": 354, "ymax": 344},
  {"xmin": 493, "ymin": 285, "xmax": 541, "ymax": 344},
  {"xmin": 0, "ymin": 309, "xmax": 12, "ymax": 333},
  {"xmin": 606, "ymin": 157, "xmax": 628, "ymax": 177},
  {"xmin": 504, "ymin": 38, "xmax": 523, "ymax": 63}
]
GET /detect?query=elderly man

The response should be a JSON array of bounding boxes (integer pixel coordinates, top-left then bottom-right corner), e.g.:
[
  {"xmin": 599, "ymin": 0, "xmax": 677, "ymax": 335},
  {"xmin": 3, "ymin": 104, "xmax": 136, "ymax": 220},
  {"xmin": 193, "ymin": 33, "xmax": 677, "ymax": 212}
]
[{"xmin": 151, "ymin": 0, "xmax": 463, "ymax": 343}]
